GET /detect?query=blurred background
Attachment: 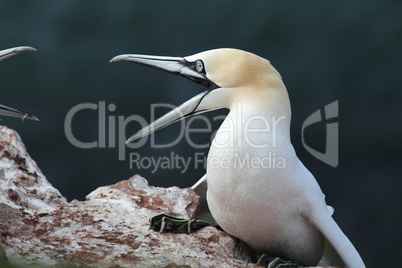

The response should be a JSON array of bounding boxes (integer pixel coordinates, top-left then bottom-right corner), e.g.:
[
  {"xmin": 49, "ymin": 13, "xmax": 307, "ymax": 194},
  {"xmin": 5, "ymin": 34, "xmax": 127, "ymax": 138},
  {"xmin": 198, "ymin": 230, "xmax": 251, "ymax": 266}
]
[{"xmin": 1, "ymin": 1, "xmax": 401, "ymax": 266}]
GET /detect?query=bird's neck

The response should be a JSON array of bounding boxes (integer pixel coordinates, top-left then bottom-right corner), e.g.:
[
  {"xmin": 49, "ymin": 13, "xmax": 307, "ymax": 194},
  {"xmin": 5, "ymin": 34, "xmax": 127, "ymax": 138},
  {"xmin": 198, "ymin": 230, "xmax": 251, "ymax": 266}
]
[
  {"xmin": 231, "ymin": 87, "xmax": 291, "ymax": 139},
  {"xmin": 212, "ymin": 88, "xmax": 292, "ymax": 152}
]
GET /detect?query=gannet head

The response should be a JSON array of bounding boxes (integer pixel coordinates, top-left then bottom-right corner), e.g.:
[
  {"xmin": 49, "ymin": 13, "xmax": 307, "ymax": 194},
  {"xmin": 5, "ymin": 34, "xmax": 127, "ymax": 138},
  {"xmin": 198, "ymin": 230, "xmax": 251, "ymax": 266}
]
[
  {"xmin": 110, "ymin": 48, "xmax": 287, "ymax": 143},
  {"xmin": 0, "ymin": 46, "xmax": 39, "ymax": 121}
]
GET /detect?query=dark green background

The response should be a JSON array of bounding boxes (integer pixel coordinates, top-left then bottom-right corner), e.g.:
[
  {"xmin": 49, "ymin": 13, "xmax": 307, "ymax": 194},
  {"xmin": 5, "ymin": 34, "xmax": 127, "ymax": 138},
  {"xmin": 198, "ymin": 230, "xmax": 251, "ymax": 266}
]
[{"xmin": 1, "ymin": 1, "xmax": 401, "ymax": 266}]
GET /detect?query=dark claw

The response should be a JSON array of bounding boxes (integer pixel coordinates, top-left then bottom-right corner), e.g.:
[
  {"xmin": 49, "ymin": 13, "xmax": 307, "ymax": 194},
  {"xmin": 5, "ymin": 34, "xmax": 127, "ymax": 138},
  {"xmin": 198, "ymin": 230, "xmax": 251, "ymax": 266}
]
[{"xmin": 150, "ymin": 213, "xmax": 219, "ymax": 234}]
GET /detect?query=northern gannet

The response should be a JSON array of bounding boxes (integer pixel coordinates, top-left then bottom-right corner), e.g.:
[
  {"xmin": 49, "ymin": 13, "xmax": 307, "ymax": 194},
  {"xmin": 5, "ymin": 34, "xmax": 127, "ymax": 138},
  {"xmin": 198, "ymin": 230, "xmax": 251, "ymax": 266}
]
[
  {"xmin": 111, "ymin": 48, "xmax": 365, "ymax": 267},
  {"xmin": 0, "ymin": 46, "xmax": 38, "ymax": 121}
]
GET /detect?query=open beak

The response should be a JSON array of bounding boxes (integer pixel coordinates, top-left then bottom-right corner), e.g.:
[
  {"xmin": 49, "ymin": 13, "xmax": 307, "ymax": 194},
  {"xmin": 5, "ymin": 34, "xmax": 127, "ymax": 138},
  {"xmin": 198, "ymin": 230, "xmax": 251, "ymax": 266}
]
[
  {"xmin": 0, "ymin": 46, "xmax": 36, "ymax": 62},
  {"xmin": 0, "ymin": 104, "xmax": 39, "ymax": 121},
  {"xmin": 0, "ymin": 46, "xmax": 39, "ymax": 121},
  {"xmin": 110, "ymin": 54, "xmax": 221, "ymax": 144}
]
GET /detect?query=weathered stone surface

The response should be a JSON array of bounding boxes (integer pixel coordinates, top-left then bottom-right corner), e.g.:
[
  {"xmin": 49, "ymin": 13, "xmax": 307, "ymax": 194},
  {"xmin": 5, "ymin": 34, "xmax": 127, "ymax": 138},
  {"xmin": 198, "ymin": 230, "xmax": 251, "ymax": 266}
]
[{"xmin": 0, "ymin": 126, "xmax": 67, "ymax": 212}]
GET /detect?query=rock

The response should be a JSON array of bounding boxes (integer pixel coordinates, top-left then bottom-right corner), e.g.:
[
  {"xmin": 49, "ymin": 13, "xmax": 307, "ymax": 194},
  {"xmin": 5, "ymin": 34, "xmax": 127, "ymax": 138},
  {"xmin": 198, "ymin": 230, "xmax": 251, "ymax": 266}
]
[
  {"xmin": 0, "ymin": 126, "xmax": 253, "ymax": 267},
  {"xmin": 0, "ymin": 126, "xmax": 67, "ymax": 212}
]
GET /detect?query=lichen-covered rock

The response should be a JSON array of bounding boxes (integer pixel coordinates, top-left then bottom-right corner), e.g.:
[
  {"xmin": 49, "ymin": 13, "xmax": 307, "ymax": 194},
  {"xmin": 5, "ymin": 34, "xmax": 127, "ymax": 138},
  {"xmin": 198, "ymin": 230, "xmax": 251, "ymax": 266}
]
[
  {"xmin": 0, "ymin": 126, "xmax": 67, "ymax": 213},
  {"xmin": 2, "ymin": 175, "xmax": 252, "ymax": 267}
]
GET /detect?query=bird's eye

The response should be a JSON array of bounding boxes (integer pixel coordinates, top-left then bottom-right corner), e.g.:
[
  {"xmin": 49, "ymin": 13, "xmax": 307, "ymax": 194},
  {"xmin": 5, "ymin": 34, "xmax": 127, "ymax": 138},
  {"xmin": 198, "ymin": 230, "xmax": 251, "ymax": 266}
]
[{"xmin": 195, "ymin": 60, "xmax": 204, "ymax": 73}]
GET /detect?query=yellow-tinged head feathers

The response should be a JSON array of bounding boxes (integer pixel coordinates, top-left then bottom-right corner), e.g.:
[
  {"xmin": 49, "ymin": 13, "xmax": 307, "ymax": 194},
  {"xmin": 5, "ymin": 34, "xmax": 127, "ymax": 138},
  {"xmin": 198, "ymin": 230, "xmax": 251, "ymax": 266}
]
[{"xmin": 185, "ymin": 48, "xmax": 283, "ymax": 90}]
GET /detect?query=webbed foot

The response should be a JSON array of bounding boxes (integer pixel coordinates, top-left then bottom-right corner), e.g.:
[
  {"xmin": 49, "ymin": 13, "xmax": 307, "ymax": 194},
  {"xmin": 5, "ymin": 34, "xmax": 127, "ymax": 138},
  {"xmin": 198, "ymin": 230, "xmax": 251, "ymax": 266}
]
[
  {"xmin": 257, "ymin": 254, "xmax": 301, "ymax": 268},
  {"xmin": 150, "ymin": 213, "xmax": 219, "ymax": 234}
]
